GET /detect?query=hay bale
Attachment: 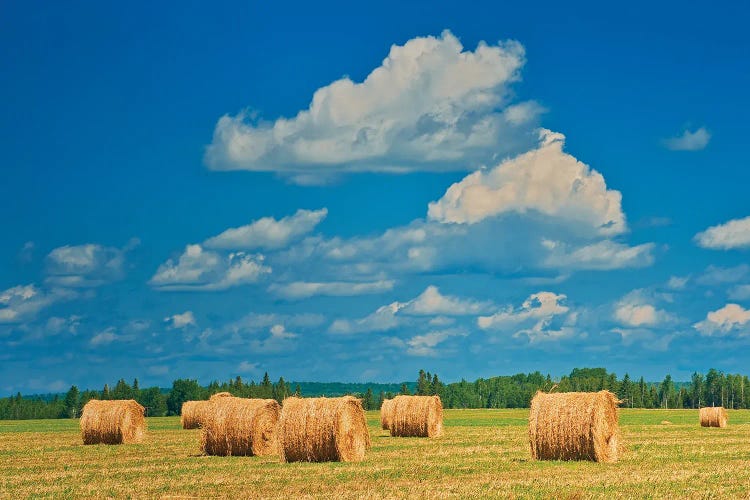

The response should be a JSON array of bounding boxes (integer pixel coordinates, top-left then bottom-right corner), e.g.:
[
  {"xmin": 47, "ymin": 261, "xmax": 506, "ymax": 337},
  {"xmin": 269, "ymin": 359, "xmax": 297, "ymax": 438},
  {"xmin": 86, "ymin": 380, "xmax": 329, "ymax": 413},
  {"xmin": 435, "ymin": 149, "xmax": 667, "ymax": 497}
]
[
  {"xmin": 388, "ymin": 395, "xmax": 443, "ymax": 438},
  {"xmin": 209, "ymin": 392, "xmax": 233, "ymax": 400},
  {"xmin": 660, "ymin": 420, "xmax": 673, "ymax": 425},
  {"xmin": 181, "ymin": 400, "xmax": 209, "ymax": 429},
  {"xmin": 200, "ymin": 397, "xmax": 281, "ymax": 456},
  {"xmin": 699, "ymin": 406, "xmax": 728, "ymax": 428},
  {"xmin": 278, "ymin": 396, "xmax": 371, "ymax": 462},
  {"xmin": 529, "ymin": 390, "xmax": 620, "ymax": 462},
  {"xmin": 80, "ymin": 399, "xmax": 146, "ymax": 445},
  {"xmin": 380, "ymin": 399, "xmax": 394, "ymax": 430}
]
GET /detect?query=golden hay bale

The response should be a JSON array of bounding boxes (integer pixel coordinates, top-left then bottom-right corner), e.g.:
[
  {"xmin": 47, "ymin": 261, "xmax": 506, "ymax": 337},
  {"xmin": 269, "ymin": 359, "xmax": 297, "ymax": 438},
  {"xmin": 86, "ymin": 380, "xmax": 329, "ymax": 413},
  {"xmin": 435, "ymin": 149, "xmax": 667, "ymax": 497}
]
[
  {"xmin": 388, "ymin": 395, "xmax": 443, "ymax": 438},
  {"xmin": 380, "ymin": 399, "xmax": 394, "ymax": 430},
  {"xmin": 181, "ymin": 400, "xmax": 210, "ymax": 429},
  {"xmin": 700, "ymin": 406, "xmax": 728, "ymax": 428},
  {"xmin": 661, "ymin": 420, "xmax": 673, "ymax": 425},
  {"xmin": 200, "ymin": 397, "xmax": 281, "ymax": 456},
  {"xmin": 529, "ymin": 390, "xmax": 620, "ymax": 462},
  {"xmin": 278, "ymin": 396, "xmax": 371, "ymax": 462},
  {"xmin": 80, "ymin": 399, "xmax": 146, "ymax": 445},
  {"xmin": 209, "ymin": 392, "xmax": 233, "ymax": 400}
]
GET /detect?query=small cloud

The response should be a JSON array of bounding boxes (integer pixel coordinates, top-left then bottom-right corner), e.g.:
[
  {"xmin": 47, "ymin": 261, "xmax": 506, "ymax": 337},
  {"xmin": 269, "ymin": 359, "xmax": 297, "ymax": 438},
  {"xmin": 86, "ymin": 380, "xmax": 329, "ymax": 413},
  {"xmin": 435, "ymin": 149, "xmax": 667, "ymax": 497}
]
[
  {"xmin": 89, "ymin": 327, "xmax": 119, "ymax": 346},
  {"xmin": 728, "ymin": 285, "xmax": 750, "ymax": 301},
  {"xmin": 18, "ymin": 242, "xmax": 35, "ymax": 263},
  {"xmin": 237, "ymin": 361, "xmax": 260, "ymax": 373},
  {"xmin": 164, "ymin": 311, "xmax": 197, "ymax": 329},
  {"xmin": 149, "ymin": 245, "xmax": 271, "ymax": 291},
  {"xmin": 666, "ymin": 276, "xmax": 689, "ymax": 290},
  {"xmin": 45, "ymin": 243, "xmax": 128, "ymax": 287},
  {"xmin": 695, "ymin": 216, "xmax": 750, "ymax": 250},
  {"xmin": 148, "ymin": 365, "xmax": 170, "ymax": 376},
  {"xmin": 269, "ymin": 279, "xmax": 394, "ymax": 299},
  {"xmin": 663, "ymin": 127, "xmax": 711, "ymax": 151},
  {"xmin": 204, "ymin": 208, "xmax": 327, "ymax": 251},
  {"xmin": 694, "ymin": 304, "xmax": 750, "ymax": 336}
]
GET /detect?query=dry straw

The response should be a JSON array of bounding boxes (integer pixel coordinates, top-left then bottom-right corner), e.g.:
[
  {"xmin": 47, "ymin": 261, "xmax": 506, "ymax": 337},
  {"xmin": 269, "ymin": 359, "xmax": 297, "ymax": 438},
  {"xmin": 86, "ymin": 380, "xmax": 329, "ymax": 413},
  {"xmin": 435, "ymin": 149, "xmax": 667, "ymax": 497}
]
[
  {"xmin": 380, "ymin": 399, "xmax": 394, "ymax": 430},
  {"xmin": 209, "ymin": 392, "xmax": 233, "ymax": 400},
  {"xmin": 181, "ymin": 400, "xmax": 209, "ymax": 429},
  {"xmin": 277, "ymin": 396, "xmax": 371, "ymax": 462},
  {"xmin": 80, "ymin": 399, "xmax": 146, "ymax": 445},
  {"xmin": 200, "ymin": 397, "xmax": 281, "ymax": 456},
  {"xmin": 529, "ymin": 390, "xmax": 620, "ymax": 462},
  {"xmin": 388, "ymin": 395, "xmax": 443, "ymax": 438},
  {"xmin": 699, "ymin": 406, "xmax": 728, "ymax": 428}
]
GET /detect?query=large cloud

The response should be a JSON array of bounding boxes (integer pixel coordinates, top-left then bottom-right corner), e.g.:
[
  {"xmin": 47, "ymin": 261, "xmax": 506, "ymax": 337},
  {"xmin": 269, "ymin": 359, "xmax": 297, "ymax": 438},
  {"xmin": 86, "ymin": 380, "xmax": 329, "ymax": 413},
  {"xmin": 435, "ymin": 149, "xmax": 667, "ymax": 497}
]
[
  {"xmin": 204, "ymin": 209, "xmax": 327, "ymax": 250},
  {"xmin": 205, "ymin": 30, "xmax": 541, "ymax": 183},
  {"xmin": 694, "ymin": 216, "xmax": 750, "ymax": 250},
  {"xmin": 149, "ymin": 244, "xmax": 271, "ymax": 291},
  {"xmin": 427, "ymin": 130, "xmax": 625, "ymax": 236}
]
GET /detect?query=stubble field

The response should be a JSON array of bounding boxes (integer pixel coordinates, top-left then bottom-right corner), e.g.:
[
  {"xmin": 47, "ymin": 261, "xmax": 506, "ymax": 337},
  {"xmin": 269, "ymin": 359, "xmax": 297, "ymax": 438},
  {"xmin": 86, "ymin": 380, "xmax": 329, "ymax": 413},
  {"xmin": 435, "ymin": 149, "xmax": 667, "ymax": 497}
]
[{"xmin": 2, "ymin": 409, "xmax": 750, "ymax": 498}]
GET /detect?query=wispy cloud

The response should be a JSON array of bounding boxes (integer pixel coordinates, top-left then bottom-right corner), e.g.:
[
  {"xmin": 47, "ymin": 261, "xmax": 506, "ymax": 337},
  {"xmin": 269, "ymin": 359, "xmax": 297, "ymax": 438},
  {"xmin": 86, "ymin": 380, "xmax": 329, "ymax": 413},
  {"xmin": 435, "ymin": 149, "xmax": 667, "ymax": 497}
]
[{"xmin": 663, "ymin": 127, "xmax": 710, "ymax": 151}]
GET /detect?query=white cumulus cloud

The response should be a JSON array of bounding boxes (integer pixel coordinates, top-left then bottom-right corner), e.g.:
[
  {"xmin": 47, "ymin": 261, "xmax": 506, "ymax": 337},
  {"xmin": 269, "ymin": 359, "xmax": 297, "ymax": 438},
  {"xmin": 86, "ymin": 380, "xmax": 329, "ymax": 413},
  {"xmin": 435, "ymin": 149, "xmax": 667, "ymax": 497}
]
[
  {"xmin": 478, "ymin": 291, "xmax": 569, "ymax": 329},
  {"xmin": 613, "ymin": 290, "xmax": 670, "ymax": 327},
  {"xmin": 694, "ymin": 304, "xmax": 750, "ymax": 336},
  {"xmin": 204, "ymin": 208, "xmax": 327, "ymax": 250},
  {"xmin": 405, "ymin": 329, "xmax": 468, "ymax": 356},
  {"xmin": 45, "ymin": 243, "xmax": 127, "ymax": 287},
  {"xmin": 149, "ymin": 244, "xmax": 271, "ymax": 291},
  {"xmin": 428, "ymin": 129, "xmax": 626, "ymax": 236},
  {"xmin": 695, "ymin": 216, "xmax": 750, "ymax": 250},
  {"xmin": 205, "ymin": 30, "xmax": 540, "ymax": 183},
  {"xmin": 400, "ymin": 285, "xmax": 490, "ymax": 315}
]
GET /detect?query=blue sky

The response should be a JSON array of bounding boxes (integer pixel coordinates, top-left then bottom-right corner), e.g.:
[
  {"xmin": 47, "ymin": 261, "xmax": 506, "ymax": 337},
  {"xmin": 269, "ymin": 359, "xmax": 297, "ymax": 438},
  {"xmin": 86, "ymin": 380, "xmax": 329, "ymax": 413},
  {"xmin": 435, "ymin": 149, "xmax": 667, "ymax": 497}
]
[{"xmin": 2, "ymin": 1, "xmax": 749, "ymax": 392}]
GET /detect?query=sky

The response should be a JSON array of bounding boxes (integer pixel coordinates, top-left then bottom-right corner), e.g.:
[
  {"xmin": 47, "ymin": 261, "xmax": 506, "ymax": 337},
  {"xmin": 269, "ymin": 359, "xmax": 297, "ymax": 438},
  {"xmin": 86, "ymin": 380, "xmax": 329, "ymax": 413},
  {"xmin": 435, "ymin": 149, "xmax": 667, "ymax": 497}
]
[{"xmin": 2, "ymin": 1, "xmax": 749, "ymax": 393}]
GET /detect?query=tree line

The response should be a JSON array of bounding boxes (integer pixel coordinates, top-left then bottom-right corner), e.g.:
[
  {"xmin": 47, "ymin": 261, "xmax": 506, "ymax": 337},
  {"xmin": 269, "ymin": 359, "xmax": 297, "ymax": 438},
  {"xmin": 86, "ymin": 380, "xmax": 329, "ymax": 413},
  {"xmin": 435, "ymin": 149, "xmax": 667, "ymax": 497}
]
[{"xmin": 2, "ymin": 367, "xmax": 749, "ymax": 420}]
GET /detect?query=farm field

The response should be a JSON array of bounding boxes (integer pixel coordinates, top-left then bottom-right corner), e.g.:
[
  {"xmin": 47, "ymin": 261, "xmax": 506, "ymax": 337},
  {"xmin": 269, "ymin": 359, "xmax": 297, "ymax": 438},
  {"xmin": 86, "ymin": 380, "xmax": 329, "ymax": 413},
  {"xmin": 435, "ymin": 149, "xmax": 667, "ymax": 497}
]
[{"xmin": 2, "ymin": 409, "xmax": 750, "ymax": 498}]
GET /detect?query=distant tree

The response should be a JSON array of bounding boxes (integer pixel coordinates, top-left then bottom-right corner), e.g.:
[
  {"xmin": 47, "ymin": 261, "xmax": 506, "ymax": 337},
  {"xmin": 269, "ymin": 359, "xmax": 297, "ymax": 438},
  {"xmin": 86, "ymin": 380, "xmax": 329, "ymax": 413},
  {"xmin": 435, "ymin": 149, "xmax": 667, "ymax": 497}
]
[
  {"xmin": 62, "ymin": 386, "xmax": 80, "ymax": 418},
  {"xmin": 112, "ymin": 379, "xmax": 133, "ymax": 400},
  {"xmin": 363, "ymin": 388, "xmax": 374, "ymax": 410},
  {"xmin": 400, "ymin": 383, "xmax": 411, "ymax": 395},
  {"xmin": 166, "ymin": 379, "xmax": 202, "ymax": 416},
  {"xmin": 416, "ymin": 370, "xmax": 430, "ymax": 395},
  {"xmin": 102, "ymin": 384, "xmax": 111, "ymax": 400},
  {"xmin": 139, "ymin": 387, "xmax": 167, "ymax": 417},
  {"xmin": 294, "ymin": 384, "xmax": 301, "ymax": 396}
]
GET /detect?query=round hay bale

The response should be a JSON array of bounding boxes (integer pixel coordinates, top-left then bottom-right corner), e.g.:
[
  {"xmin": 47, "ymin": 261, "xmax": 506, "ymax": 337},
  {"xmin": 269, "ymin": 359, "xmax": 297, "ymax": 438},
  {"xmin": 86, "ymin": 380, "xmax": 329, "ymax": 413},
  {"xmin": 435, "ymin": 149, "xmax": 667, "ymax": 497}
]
[
  {"xmin": 388, "ymin": 395, "xmax": 443, "ymax": 438},
  {"xmin": 699, "ymin": 406, "xmax": 728, "ymax": 428},
  {"xmin": 380, "ymin": 399, "xmax": 394, "ymax": 430},
  {"xmin": 200, "ymin": 397, "xmax": 281, "ymax": 456},
  {"xmin": 80, "ymin": 399, "xmax": 146, "ymax": 445},
  {"xmin": 181, "ymin": 400, "xmax": 209, "ymax": 429},
  {"xmin": 529, "ymin": 390, "xmax": 620, "ymax": 462},
  {"xmin": 209, "ymin": 392, "xmax": 233, "ymax": 400},
  {"xmin": 278, "ymin": 396, "xmax": 371, "ymax": 462}
]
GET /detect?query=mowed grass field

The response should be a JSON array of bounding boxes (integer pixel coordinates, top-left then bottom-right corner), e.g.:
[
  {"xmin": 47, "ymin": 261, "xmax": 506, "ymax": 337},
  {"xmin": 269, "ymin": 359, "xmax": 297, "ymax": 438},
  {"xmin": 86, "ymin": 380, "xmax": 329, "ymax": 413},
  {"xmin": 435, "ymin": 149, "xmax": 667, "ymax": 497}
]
[{"xmin": 2, "ymin": 409, "xmax": 750, "ymax": 498}]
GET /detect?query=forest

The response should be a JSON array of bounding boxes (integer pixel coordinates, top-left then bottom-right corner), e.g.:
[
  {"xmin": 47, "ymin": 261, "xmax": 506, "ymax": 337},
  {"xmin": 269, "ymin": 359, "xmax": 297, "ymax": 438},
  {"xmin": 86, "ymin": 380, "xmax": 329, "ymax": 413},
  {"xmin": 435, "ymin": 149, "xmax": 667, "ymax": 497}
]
[{"xmin": 1, "ymin": 367, "xmax": 747, "ymax": 420}]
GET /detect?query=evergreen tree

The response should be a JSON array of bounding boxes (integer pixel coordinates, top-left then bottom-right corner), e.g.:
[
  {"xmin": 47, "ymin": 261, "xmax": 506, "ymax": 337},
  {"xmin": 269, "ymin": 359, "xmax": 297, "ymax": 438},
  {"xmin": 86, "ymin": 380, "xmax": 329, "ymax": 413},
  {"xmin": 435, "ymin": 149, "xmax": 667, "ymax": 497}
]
[
  {"xmin": 400, "ymin": 383, "xmax": 410, "ymax": 395},
  {"xmin": 416, "ymin": 370, "xmax": 430, "ymax": 395},
  {"xmin": 62, "ymin": 385, "xmax": 80, "ymax": 418},
  {"xmin": 363, "ymin": 388, "xmax": 374, "ymax": 410}
]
